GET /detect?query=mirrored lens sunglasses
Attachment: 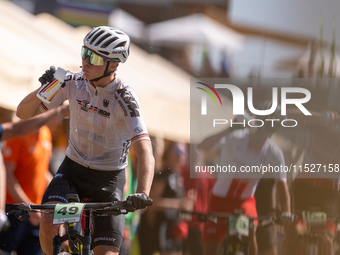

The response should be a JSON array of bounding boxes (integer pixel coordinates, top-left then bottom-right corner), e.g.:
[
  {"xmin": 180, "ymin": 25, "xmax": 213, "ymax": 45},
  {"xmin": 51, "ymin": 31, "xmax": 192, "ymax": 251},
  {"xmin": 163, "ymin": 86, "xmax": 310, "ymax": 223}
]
[{"xmin": 81, "ymin": 47, "xmax": 107, "ymax": 66}]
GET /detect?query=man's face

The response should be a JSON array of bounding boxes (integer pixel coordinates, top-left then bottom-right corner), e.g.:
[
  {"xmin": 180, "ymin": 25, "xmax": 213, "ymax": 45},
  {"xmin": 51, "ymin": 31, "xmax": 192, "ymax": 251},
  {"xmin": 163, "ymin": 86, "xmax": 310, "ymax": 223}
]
[{"xmin": 81, "ymin": 56, "xmax": 108, "ymax": 81}]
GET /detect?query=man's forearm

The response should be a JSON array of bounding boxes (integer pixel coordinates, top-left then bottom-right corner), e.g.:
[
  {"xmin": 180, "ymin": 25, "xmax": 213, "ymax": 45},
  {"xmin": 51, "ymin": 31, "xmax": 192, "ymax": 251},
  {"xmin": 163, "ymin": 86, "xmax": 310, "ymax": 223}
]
[
  {"xmin": 16, "ymin": 88, "xmax": 42, "ymax": 119},
  {"xmin": 136, "ymin": 156, "xmax": 154, "ymax": 195},
  {"xmin": 277, "ymin": 182, "xmax": 291, "ymax": 213},
  {"xmin": 2, "ymin": 105, "xmax": 69, "ymax": 142}
]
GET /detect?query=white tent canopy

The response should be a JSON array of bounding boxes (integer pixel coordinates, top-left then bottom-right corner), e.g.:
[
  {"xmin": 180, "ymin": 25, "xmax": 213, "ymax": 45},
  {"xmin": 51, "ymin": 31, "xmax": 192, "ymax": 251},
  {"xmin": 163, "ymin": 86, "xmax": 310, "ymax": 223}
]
[
  {"xmin": 0, "ymin": 1, "xmax": 199, "ymax": 142},
  {"xmin": 148, "ymin": 13, "xmax": 245, "ymax": 50},
  {"xmin": 108, "ymin": 8, "xmax": 145, "ymax": 42},
  {"xmin": 0, "ymin": 1, "xmax": 233, "ymax": 143}
]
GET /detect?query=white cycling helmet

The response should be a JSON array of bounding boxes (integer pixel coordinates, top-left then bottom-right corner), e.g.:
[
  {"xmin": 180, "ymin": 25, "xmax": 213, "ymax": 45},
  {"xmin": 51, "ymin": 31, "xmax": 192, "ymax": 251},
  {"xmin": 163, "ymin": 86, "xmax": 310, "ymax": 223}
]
[{"xmin": 83, "ymin": 26, "xmax": 130, "ymax": 63}]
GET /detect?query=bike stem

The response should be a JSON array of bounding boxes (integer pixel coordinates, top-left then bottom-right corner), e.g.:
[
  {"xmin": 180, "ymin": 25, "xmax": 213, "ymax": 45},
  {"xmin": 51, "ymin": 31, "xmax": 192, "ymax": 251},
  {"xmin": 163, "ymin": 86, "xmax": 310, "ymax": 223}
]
[{"xmin": 52, "ymin": 210, "xmax": 92, "ymax": 255}]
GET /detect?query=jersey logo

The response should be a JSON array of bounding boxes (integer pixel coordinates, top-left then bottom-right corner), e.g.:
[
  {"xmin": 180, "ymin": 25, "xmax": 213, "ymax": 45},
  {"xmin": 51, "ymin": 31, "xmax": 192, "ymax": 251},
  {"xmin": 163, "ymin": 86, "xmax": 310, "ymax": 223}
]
[
  {"xmin": 116, "ymin": 89, "xmax": 140, "ymax": 117},
  {"xmin": 134, "ymin": 127, "xmax": 143, "ymax": 134},
  {"xmin": 80, "ymin": 100, "xmax": 91, "ymax": 111},
  {"xmin": 114, "ymin": 94, "xmax": 128, "ymax": 116},
  {"xmin": 64, "ymin": 74, "xmax": 85, "ymax": 82},
  {"xmin": 77, "ymin": 100, "xmax": 110, "ymax": 118},
  {"xmin": 103, "ymin": 99, "xmax": 109, "ymax": 108}
]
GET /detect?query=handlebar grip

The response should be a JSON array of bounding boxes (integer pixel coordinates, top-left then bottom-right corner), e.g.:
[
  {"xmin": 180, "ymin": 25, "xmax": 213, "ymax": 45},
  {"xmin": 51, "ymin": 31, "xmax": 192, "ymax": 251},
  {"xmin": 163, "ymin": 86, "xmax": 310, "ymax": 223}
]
[{"xmin": 146, "ymin": 198, "xmax": 153, "ymax": 206}]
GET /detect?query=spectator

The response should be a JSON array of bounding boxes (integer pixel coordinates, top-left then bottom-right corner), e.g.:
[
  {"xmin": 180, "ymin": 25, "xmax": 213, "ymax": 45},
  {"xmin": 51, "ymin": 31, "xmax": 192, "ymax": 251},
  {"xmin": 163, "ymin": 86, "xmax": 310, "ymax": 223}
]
[
  {"xmin": 0, "ymin": 105, "xmax": 69, "ymax": 233},
  {"xmin": 138, "ymin": 141, "xmax": 193, "ymax": 255},
  {"xmin": 0, "ymin": 104, "xmax": 69, "ymax": 254},
  {"xmin": 181, "ymin": 144, "xmax": 215, "ymax": 255}
]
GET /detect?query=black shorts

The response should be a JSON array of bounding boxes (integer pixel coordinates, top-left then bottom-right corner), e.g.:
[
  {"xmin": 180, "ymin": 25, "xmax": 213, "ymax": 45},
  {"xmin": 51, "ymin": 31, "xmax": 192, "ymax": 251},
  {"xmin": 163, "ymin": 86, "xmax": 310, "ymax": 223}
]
[
  {"xmin": 255, "ymin": 178, "xmax": 276, "ymax": 251},
  {"xmin": 42, "ymin": 157, "xmax": 126, "ymax": 250}
]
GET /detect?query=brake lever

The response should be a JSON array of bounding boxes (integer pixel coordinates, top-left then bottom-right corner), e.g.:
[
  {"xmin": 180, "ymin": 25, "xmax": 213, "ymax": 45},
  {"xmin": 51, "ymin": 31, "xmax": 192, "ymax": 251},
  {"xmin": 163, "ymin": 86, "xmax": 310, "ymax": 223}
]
[{"xmin": 16, "ymin": 205, "xmax": 31, "ymax": 221}]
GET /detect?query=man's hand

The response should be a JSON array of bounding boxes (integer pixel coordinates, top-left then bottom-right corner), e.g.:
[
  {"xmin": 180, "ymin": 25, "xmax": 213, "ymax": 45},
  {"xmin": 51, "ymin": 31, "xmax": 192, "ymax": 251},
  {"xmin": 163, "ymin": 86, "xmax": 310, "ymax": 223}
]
[
  {"xmin": 127, "ymin": 193, "xmax": 152, "ymax": 209},
  {"xmin": 39, "ymin": 66, "xmax": 55, "ymax": 85},
  {"xmin": 279, "ymin": 212, "xmax": 295, "ymax": 225}
]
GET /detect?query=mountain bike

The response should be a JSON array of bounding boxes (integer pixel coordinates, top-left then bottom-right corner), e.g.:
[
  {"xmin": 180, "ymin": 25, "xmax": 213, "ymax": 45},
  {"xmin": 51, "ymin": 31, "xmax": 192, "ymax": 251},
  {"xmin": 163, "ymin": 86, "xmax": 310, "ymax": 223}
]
[
  {"xmin": 5, "ymin": 194, "xmax": 153, "ymax": 255},
  {"xmin": 181, "ymin": 209, "xmax": 294, "ymax": 255},
  {"xmin": 294, "ymin": 208, "xmax": 340, "ymax": 255}
]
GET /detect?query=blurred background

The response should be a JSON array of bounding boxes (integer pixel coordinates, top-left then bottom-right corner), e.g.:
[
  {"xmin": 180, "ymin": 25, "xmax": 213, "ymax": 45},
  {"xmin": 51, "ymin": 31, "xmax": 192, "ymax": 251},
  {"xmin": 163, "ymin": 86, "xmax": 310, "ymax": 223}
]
[
  {"xmin": 2, "ymin": 1, "xmax": 340, "ymax": 254},
  {"xmin": 1, "ymin": 0, "xmax": 340, "ymax": 142}
]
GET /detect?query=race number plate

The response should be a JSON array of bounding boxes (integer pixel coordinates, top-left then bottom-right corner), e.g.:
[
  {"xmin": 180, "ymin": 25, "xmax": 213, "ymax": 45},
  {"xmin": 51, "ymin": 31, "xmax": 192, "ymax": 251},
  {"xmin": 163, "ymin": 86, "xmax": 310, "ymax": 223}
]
[
  {"xmin": 302, "ymin": 211, "xmax": 327, "ymax": 225},
  {"xmin": 53, "ymin": 203, "xmax": 85, "ymax": 225},
  {"xmin": 229, "ymin": 215, "xmax": 250, "ymax": 236}
]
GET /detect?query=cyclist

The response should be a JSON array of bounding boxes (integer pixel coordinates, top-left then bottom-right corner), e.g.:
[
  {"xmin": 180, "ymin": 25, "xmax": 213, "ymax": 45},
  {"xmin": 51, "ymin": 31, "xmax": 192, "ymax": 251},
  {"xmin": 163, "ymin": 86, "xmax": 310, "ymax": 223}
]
[
  {"xmin": 198, "ymin": 102, "xmax": 291, "ymax": 255},
  {"xmin": 16, "ymin": 26, "xmax": 154, "ymax": 255},
  {"xmin": 283, "ymin": 110, "xmax": 340, "ymax": 255},
  {"xmin": 0, "ymin": 105, "xmax": 69, "ymax": 232}
]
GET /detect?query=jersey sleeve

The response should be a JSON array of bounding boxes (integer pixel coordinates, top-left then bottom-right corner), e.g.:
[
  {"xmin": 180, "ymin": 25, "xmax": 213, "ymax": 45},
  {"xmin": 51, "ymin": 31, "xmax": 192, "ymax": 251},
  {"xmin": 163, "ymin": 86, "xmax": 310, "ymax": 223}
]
[{"xmin": 114, "ymin": 86, "xmax": 150, "ymax": 145}]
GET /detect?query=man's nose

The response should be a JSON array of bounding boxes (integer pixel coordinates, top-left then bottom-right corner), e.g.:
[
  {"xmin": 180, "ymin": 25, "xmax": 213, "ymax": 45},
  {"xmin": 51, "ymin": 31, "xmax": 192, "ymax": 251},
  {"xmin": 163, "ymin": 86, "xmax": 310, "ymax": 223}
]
[{"xmin": 82, "ymin": 56, "xmax": 91, "ymax": 65}]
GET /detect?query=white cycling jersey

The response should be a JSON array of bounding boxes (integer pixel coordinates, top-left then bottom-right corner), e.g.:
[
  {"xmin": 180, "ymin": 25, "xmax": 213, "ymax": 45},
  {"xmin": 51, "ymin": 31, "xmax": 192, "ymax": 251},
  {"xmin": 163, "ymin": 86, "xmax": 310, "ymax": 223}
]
[
  {"xmin": 212, "ymin": 129, "xmax": 286, "ymax": 200},
  {"xmin": 39, "ymin": 72, "xmax": 150, "ymax": 171}
]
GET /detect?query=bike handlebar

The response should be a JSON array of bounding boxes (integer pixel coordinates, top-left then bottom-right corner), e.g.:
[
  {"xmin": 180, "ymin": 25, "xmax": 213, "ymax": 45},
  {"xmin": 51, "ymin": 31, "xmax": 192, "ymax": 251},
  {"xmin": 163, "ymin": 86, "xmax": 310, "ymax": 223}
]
[
  {"xmin": 180, "ymin": 210, "xmax": 296, "ymax": 226},
  {"xmin": 6, "ymin": 198, "xmax": 153, "ymax": 220}
]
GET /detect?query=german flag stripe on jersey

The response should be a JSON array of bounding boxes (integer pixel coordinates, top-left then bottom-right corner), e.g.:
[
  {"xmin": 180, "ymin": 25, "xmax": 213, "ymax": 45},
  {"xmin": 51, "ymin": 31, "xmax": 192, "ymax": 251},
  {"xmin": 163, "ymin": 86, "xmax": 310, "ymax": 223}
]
[
  {"xmin": 40, "ymin": 102, "xmax": 48, "ymax": 112},
  {"xmin": 131, "ymin": 134, "xmax": 150, "ymax": 144}
]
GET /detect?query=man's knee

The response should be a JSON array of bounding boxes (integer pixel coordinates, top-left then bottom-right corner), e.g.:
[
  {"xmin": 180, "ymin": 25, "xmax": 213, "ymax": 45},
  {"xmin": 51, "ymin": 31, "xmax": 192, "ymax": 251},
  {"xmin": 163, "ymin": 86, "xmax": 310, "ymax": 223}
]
[{"xmin": 93, "ymin": 245, "xmax": 119, "ymax": 255}]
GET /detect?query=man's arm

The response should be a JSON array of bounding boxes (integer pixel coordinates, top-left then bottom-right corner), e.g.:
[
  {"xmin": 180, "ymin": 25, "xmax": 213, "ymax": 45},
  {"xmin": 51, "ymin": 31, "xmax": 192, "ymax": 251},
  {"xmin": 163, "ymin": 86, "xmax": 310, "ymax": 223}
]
[
  {"xmin": 1, "ymin": 104, "xmax": 69, "ymax": 142},
  {"xmin": 0, "ymin": 154, "xmax": 5, "ymax": 212},
  {"xmin": 276, "ymin": 181, "xmax": 291, "ymax": 213},
  {"xmin": 132, "ymin": 140, "xmax": 155, "ymax": 195},
  {"xmin": 17, "ymin": 67, "xmax": 59, "ymax": 119},
  {"xmin": 197, "ymin": 127, "xmax": 233, "ymax": 151},
  {"xmin": 4, "ymin": 161, "xmax": 41, "ymax": 226},
  {"xmin": 5, "ymin": 161, "xmax": 32, "ymax": 204},
  {"xmin": 16, "ymin": 88, "xmax": 43, "ymax": 119}
]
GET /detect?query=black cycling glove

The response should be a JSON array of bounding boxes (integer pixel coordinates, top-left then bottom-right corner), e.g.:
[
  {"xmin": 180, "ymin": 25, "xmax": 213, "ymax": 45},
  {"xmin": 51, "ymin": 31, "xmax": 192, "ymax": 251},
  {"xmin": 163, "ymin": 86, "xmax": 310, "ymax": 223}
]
[
  {"xmin": 39, "ymin": 66, "xmax": 55, "ymax": 85},
  {"xmin": 127, "ymin": 193, "xmax": 152, "ymax": 209}
]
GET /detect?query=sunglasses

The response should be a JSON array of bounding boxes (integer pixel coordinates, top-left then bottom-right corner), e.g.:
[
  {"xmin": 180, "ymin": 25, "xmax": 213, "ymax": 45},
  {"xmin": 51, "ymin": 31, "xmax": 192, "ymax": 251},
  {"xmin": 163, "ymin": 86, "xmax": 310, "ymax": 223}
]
[{"xmin": 81, "ymin": 46, "xmax": 111, "ymax": 66}]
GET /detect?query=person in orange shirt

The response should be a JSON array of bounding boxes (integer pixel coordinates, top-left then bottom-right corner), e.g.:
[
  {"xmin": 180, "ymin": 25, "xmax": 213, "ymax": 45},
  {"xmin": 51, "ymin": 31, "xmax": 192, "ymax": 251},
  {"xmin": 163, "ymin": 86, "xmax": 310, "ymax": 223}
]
[
  {"xmin": 0, "ymin": 105, "xmax": 69, "ymax": 234},
  {"xmin": 0, "ymin": 104, "xmax": 69, "ymax": 255}
]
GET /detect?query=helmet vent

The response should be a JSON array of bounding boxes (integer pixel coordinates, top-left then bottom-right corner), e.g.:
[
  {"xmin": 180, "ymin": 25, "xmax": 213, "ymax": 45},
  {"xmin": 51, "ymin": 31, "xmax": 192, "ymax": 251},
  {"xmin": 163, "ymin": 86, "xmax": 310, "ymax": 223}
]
[
  {"xmin": 90, "ymin": 30, "xmax": 105, "ymax": 45},
  {"xmin": 114, "ymin": 42, "xmax": 126, "ymax": 49},
  {"xmin": 101, "ymin": 37, "xmax": 119, "ymax": 48},
  {"xmin": 86, "ymin": 27, "xmax": 100, "ymax": 41},
  {"xmin": 95, "ymin": 33, "xmax": 111, "ymax": 46},
  {"xmin": 98, "ymin": 50, "xmax": 110, "ymax": 56}
]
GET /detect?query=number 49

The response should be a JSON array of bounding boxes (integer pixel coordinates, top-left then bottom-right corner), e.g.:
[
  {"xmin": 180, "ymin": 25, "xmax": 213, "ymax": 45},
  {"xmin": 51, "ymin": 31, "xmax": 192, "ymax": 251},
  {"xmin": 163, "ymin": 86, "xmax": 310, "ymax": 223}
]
[{"xmin": 57, "ymin": 206, "xmax": 79, "ymax": 215}]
